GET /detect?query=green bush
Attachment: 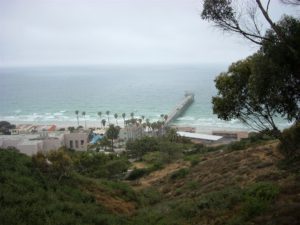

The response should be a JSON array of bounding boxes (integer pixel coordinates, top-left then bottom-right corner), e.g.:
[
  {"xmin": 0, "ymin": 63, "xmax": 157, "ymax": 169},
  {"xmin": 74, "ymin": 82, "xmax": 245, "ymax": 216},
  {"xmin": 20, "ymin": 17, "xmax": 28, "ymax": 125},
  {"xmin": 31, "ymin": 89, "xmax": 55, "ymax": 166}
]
[
  {"xmin": 0, "ymin": 149, "xmax": 127, "ymax": 225},
  {"xmin": 139, "ymin": 187, "xmax": 162, "ymax": 205},
  {"xmin": 126, "ymin": 168, "xmax": 148, "ymax": 180},
  {"xmin": 240, "ymin": 182, "xmax": 279, "ymax": 220},
  {"xmin": 99, "ymin": 179, "xmax": 138, "ymax": 202},
  {"xmin": 170, "ymin": 168, "xmax": 189, "ymax": 180},
  {"xmin": 197, "ymin": 187, "xmax": 242, "ymax": 210},
  {"xmin": 279, "ymin": 122, "xmax": 300, "ymax": 158},
  {"xmin": 226, "ymin": 141, "xmax": 248, "ymax": 151}
]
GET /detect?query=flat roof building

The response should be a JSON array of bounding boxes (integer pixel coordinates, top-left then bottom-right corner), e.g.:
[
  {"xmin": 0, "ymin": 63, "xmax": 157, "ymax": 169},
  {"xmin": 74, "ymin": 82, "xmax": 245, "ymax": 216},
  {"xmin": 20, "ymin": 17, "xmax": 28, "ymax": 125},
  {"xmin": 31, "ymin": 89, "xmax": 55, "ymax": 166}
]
[{"xmin": 177, "ymin": 131, "xmax": 223, "ymax": 143}]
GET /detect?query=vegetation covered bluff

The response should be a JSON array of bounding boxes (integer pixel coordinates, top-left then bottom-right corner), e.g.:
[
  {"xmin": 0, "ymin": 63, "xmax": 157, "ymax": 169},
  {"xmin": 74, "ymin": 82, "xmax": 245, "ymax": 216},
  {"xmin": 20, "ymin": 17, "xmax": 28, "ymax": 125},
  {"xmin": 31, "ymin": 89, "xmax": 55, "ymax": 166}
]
[{"xmin": 1, "ymin": 124, "xmax": 300, "ymax": 225}]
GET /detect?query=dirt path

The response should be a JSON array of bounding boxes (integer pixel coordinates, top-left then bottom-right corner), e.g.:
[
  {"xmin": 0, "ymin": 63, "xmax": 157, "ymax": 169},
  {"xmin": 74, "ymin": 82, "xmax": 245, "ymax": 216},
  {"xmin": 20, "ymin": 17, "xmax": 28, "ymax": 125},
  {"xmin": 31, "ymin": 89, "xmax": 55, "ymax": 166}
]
[{"xmin": 132, "ymin": 161, "xmax": 190, "ymax": 189}]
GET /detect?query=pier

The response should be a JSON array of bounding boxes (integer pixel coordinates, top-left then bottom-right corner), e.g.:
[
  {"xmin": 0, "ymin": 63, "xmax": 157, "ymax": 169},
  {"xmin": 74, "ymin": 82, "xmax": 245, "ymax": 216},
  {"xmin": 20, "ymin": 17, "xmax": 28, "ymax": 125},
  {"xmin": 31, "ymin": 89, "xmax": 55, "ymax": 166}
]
[{"xmin": 165, "ymin": 92, "xmax": 194, "ymax": 126}]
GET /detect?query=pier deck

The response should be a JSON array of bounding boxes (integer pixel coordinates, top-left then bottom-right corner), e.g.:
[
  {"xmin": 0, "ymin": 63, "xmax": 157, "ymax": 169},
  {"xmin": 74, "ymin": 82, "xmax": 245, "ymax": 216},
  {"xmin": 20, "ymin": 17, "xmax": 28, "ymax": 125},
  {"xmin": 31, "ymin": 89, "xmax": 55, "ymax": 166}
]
[{"xmin": 165, "ymin": 92, "xmax": 194, "ymax": 126}]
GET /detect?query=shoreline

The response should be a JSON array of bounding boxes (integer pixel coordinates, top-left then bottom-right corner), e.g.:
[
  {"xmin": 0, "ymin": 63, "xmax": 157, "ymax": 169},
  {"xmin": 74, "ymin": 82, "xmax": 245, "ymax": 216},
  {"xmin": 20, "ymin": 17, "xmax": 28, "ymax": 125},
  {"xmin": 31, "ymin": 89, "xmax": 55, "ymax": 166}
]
[{"xmin": 6, "ymin": 120, "xmax": 253, "ymax": 135}]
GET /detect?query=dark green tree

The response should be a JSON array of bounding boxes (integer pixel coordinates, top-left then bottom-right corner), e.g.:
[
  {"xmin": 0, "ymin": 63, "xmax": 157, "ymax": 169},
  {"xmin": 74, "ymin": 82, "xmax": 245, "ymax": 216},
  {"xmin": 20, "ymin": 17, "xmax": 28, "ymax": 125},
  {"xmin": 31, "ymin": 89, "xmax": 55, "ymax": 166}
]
[
  {"xmin": 75, "ymin": 110, "xmax": 79, "ymax": 127},
  {"xmin": 211, "ymin": 16, "xmax": 300, "ymax": 135},
  {"xmin": 106, "ymin": 124, "xmax": 120, "ymax": 151},
  {"xmin": 122, "ymin": 113, "xmax": 126, "ymax": 127},
  {"xmin": 97, "ymin": 111, "xmax": 102, "ymax": 127},
  {"xmin": 82, "ymin": 111, "xmax": 86, "ymax": 129},
  {"xmin": 101, "ymin": 119, "xmax": 106, "ymax": 128},
  {"xmin": 114, "ymin": 113, "xmax": 118, "ymax": 125},
  {"xmin": 130, "ymin": 112, "xmax": 134, "ymax": 119},
  {"xmin": 106, "ymin": 110, "xmax": 110, "ymax": 124},
  {"xmin": 100, "ymin": 136, "xmax": 110, "ymax": 151}
]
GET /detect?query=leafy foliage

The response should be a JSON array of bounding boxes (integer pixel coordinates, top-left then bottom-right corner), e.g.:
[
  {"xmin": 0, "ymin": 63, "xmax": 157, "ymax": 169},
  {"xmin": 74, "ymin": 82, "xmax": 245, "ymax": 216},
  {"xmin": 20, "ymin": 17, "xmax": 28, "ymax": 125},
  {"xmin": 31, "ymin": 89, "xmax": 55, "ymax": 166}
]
[
  {"xmin": 0, "ymin": 149, "xmax": 128, "ymax": 225},
  {"xmin": 213, "ymin": 16, "xmax": 300, "ymax": 135},
  {"xmin": 170, "ymin": 168, "xmax": 189, "ymax": 180},
  {"xmin": 106, "ymin": 124, "xmax": 120, "ymax": 151},
  {"xmin": 279, "ymin": 121, "xmax": 300, "ymax": 158}
]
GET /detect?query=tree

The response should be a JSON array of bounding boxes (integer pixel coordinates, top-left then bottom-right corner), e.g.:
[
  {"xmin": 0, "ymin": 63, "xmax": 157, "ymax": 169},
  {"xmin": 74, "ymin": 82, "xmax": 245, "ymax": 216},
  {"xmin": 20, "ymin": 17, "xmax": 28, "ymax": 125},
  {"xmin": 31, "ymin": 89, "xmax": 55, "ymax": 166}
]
[
  {"xmin": 164, "ymin": 114, "xmax": 168, "ymax": 122},
  {"xmin": 101, "ymin": 119, "xmax": 106, "ymax": 128},
  {"xmin": 0, "ymin": 121, "xmax": 16, "ymax": 135},
  {"xmin": 146, "ymin": 118, "xmax": 151, "ymax": 131},
  {"xmin": 97, "ymin": 111, "xmax": 102, "ymax": 127},
  {"xmin": 212, "ymin": 50, "xmax": 299, "ymax": 135},
  {"xmin": 130, "ymin": 112, "xmax": 134, "ymax": 120},
  {"xmin": 68, "ymin": 126, "xmax": 75, "ymax": 133},
  {"xmin": 106, "ymin": 124, "xmax": 120, "ymax": 151},
  {"xmin": 201, "ymin": 0, "xmax": 299, "ymax": 56},
  {"xmin": 82, "ymin": 111, "xmax": 86, "ymax": 129},
  {"xmin": 122, "ymin": 113, "xmax": 126, "ymax": 127},
  {"xmin": 160, "ymin": 114, "xmax": 164, "ymax": 121},
  {"xmin": 138, "ymin": 118, "xmax": 142, "ymax": 125},
  {"xmin": 106, "ymin": 110, "xmax": 110, "ymax": 124},
  {"xmin": 260, "ymin": 16, "xmax": 300, "ymax": 121},
  {"xmin": 75, "ymin": 110, "xmax": 79, "ymax": 127},
  {"xmin": 100, "ymin": 136, "xmax": 110, "ymax": 151},
  {"xmin": 202, "ymin": 0, "xmax": 300, "ymax": 135},
  {"xmin": 114, "ymin": 113, "xmax": 118, "ymax": 125},
  {"xmin": 212, "ymin": 16, "xmax": 300, "ymax": 133},
  {"xmin": 165, "ymin": 127, "xmax": 179, "ymax": 143},
  {"xmin": 126, "ymin": 136, "xmax": 159, "ymax": 159},
  {"xmin": 33, "ymin": 149, "xmax": 73, "ymax": 181}
]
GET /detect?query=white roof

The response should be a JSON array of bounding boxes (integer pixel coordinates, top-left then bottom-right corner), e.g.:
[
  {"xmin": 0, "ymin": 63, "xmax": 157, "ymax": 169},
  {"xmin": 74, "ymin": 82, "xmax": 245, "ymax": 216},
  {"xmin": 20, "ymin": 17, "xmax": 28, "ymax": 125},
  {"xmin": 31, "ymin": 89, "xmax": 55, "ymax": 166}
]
[{"xmin": 177, "ymin": 131, "xmax": 223, "ymax": 141}]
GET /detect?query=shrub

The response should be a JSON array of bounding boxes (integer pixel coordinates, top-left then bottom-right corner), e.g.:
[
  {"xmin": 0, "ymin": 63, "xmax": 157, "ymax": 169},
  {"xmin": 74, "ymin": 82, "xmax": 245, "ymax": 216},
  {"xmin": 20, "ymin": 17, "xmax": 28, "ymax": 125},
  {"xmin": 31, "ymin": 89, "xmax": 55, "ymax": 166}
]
[
  {"xmin": 104, "ymin": 159, "xmax": 130, "ymax": 178},
  {"xmin": 139, "ymin": 187, "xmax": 162, "ymax": 205},
  {"xmin": 126, "ymin": 168, "xmax": 148, "ymax": 180},
  {"xmin": 197, "ymin": 187, "xmax": 242, "ymax": 210},
  {"xmin": 226, "ymin": 141, "xmax": 248, "ymax": 151},
  {"xmin": 279, "ymin": 122, "xmax": 300, "ymax": 158},
  {"xmin": 170, "ymin": 168, "xmax": 189, "ymax": 180},
  {"xmin": 143, "ymin": 151, "xmax": 166, "ymax": 165},
  {"xmin": 241, "ymin": 182, "xmax": 279, "ymax": 219}
]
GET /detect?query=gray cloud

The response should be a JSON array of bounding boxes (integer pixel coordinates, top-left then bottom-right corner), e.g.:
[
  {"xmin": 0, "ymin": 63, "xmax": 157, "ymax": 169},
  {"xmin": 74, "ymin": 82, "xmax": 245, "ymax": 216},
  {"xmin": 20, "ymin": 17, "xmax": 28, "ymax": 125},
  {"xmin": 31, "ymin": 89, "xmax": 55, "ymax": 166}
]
[{"xmin": 0, "ymin": 0, "xmax": 297, "ymax": 66}]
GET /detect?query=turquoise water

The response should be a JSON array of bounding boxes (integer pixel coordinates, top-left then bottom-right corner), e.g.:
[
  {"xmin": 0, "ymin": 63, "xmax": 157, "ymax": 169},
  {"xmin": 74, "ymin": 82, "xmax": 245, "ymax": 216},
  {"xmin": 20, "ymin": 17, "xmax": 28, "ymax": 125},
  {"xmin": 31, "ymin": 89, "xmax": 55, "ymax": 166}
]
[{"xmin": 0, "ymin": 65, "xmax": 291, "ymax": 132}]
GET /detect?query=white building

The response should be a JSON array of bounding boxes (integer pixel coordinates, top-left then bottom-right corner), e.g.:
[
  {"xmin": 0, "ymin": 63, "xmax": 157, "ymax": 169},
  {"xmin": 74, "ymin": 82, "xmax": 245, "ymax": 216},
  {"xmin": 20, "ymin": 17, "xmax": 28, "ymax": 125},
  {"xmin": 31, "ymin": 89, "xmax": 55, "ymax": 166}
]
[
  {"xmin": 119, "ymin": 125, "xmax": 144, "ymax": 142},
  {"xmin": 64, "ymin": 132, "xmax": 88, "ymax": 151},
  {"xmin": 0, "ymin": 131, "xmax": 89, "ymax": 155},
  {"xmin": 177, "ymin": 131, "xmax": 223, "ymax": 144}
]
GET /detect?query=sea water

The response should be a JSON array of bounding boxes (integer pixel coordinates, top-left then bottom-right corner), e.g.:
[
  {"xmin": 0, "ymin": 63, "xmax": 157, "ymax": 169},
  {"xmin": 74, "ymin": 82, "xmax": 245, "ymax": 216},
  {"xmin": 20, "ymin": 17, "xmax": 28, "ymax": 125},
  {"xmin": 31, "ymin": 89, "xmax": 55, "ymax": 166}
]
[{"xmin": 0, "ymin": 64, "xmax": 291, "ymax": 132}]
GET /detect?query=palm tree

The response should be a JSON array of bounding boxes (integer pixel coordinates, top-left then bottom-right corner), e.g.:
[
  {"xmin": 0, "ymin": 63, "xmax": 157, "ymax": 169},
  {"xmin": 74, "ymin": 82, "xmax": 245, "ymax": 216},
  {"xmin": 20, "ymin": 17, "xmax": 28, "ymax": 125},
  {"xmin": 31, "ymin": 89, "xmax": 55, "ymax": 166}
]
[
  {"xmin": 97, "ymin": 111, "xmax": 102, "ymax": 127},
  {"xmin": 122, "ymin": 113, "xmax": 126, "ymax": 127},
  {"xmin": 75, "ymin": 110, "xmax": 79, "ymax": 127},
  {"xmin": 164, "ymin": 114, "xmax": 168, "ymax": 122},
  {"xmin": 106, "ymin": 111, "xmax": 110, "ymax": 124},
  {"xmin": 82, "ymin": 111, "xmax": 86, "ymax": 129},
  {"xmin": 114, "ymin": 113, "xmax": 118, "ymax": 125},
  {"xmin": 101, "ymin": 119, "xmax": 106, "ymax": 128},
  {"xmin": 151, "ymin": 122, "xmax": 157, "ymax": 135},
  {"xmin": 160, "ymin": 114, "xmax": 164, "ymax": 121},
  {"xmin": 138, "ymin": 118, "xmax": 142, "ymax": 124},
  {"xmin": 130, "ymin": 112, "xmax": 134, "ymax": 119},
  {"xmin": 146, "ymin": 118, "xmax": 151, "ymax": 131}
]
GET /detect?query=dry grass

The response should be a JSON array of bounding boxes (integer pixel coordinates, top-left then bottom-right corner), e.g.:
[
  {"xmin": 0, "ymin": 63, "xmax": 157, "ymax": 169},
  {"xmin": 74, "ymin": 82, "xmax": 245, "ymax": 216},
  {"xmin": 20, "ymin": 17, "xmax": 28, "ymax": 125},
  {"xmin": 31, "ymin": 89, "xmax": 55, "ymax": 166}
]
[{"xmin": 84, "ymin": 184, "xmax": 136, "ymax": 215}]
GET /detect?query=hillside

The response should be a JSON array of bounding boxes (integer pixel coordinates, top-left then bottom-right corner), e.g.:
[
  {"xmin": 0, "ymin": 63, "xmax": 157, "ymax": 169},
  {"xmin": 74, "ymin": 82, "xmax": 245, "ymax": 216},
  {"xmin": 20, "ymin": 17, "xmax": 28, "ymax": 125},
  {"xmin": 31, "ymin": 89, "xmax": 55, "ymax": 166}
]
[
  {"xmin": 128, "ymin": 141, "xmax": 300, "ymax": 225},
  {"xmin": 1, "ymin": 138, "xmax": 299, "ymax": 225}
]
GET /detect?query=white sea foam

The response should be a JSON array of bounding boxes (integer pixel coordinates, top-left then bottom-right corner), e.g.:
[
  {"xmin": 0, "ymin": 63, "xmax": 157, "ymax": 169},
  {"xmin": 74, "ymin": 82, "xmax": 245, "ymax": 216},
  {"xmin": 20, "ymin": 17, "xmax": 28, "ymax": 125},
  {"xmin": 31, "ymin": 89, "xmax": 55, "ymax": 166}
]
[{"xmin": 176, "ymin": 116, "xmax": 195, "ymax": 121}]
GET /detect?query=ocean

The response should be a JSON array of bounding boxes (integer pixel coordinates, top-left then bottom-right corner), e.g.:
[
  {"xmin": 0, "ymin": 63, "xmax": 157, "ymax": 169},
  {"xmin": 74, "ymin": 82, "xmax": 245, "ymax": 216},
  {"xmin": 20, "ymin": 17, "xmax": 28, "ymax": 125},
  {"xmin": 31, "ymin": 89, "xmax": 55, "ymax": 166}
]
[{"xmin": 0, "ymin": 64, "xmax": 291, "ymax": 132}]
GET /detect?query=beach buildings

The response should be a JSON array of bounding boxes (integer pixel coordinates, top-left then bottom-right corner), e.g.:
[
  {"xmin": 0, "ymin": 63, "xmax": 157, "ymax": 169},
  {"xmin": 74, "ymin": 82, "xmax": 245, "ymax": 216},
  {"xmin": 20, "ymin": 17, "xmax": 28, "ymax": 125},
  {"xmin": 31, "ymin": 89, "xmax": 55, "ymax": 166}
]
[
  {"xmin": 0, "ymin": 130, "xmax": 89, "ymax": 155},
  {"xmin": 64, "ymin": 132, "xmax": 88, "ymax": 151},
  {"xmin": 119, "ymin": 125, "xmax": 144, "ymax": 141},
  {"xmin": 177, "ymin": 131, "xmax": 224, "ymax": 144}
]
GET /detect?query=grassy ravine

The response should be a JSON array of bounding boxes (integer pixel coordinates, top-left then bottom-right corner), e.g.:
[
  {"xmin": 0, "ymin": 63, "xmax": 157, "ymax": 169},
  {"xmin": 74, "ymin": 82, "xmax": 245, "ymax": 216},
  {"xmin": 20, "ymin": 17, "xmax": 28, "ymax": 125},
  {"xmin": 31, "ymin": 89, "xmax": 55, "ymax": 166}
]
[{"xmin": 1, "ymin": 137, "xmax": 300, "ymax": 225}]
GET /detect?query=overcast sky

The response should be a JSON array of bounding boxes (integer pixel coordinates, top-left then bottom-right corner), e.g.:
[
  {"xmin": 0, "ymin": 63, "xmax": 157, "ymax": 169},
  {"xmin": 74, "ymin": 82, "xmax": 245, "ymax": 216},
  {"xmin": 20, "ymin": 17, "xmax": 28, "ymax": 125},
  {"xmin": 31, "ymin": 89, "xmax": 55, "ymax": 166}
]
[{"xmin": 0, "ymin": 0, "xmax": 298, "ymax": 66}]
